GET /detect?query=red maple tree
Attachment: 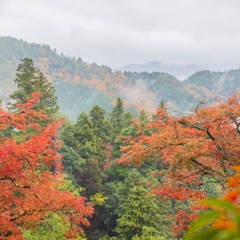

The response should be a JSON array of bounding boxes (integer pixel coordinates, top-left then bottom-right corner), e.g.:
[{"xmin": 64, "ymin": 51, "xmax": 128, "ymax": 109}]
[
  {"xmin": 118, "ymin": 95, "xmax": 240, "ymax": 237},
  {"xmin": 0, "ymin": 92, "xmax": 93, "ymax": 240}
]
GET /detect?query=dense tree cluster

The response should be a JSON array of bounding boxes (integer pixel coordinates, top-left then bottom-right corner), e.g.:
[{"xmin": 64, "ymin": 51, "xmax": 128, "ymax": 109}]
[{"xmin": 2, "ymin": 57, "xmax": 240, "ymax": 240}]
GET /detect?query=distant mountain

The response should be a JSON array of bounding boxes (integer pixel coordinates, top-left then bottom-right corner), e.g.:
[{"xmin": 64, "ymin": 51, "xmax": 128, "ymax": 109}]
[
  {"xmin": 120, "ymin": 61, "xmax": 203, "ymax": 80},
  {"xmin": 1, "ymin": 36, "xmax": 240, "ymax": 119},
  {"xmin": 124, "ymin": 72, "xmax": 194, "ymax": 113},
  {"xmin": 183, "ymin": 69, "xmax": 240, "ymax": 97}
]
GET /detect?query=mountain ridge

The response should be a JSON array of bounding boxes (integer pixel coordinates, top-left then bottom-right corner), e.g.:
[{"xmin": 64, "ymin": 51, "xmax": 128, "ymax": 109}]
[
  {"xmin": 120, "ymin": 61, "xmax": 203, "ymax": 80},
  {"xmin": 1, "ymin": 36, "xmax": 240, "ymax": 119},
  {"xmin": 120, "ymin": 61, "xmax": 240, "ymax": 80}
]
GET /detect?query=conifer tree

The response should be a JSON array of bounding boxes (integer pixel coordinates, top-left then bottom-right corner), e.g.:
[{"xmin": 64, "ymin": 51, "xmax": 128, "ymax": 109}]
[
  {"xmin": 62, "ymin": 111, "xmax": 106, "ymax": 196},
  {"xmin": 110, "ymin": 98, "xmax": 132, "ymax": 138},
  {"xmin": 90, "ymin": 105, "xmax": 110, "ymax": 141},
  {"xmin": 9, "ymin": 58, "xmax": 58, "ymax": 115},
  {"xmin": 113, "ymin": 170, "xmax": 170, "ymax": 240}
]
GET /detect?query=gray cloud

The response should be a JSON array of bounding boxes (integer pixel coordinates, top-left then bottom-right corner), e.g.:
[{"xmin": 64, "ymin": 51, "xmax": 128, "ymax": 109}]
[{"xmin": 0, "ymin": 0, "xmax": 240, "ymax": 67}]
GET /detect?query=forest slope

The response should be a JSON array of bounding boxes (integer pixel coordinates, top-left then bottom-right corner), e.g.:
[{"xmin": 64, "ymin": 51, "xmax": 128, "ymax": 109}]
[{"xmin": 0, "ymin": 36, "xmax": 240, "ymax": 118}]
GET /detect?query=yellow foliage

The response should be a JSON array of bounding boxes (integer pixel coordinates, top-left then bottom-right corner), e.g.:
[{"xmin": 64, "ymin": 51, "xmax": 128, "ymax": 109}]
[{"xmin": 90, "ymin": 193, "xmax": 108, "ymax": 206}]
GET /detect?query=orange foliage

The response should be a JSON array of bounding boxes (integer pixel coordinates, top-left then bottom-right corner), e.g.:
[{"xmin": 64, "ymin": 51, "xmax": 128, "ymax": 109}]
[
  {"xmin": 0, "ymin": 92, "xmax": 93, "ymax": 240},
  {"xmin": 118, "ymin": 95, "xmax": 240, "ymax": 235},
  {"xmin": 222, "ymin": 165, "xmax": 240, "ymax": 204},
  {"xmin": 173, "ymin": 210, "xmax": 199, "ymax": 237}
]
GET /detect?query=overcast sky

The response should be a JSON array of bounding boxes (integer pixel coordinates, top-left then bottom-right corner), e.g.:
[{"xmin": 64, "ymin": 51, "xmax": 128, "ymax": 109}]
[{"xmin": 0, "ymin": 0, "xmax": 240, "ymax": 68}]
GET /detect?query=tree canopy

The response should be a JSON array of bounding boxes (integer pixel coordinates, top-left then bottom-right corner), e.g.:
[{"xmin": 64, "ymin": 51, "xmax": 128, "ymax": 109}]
[{"xmin": 0, "ymin": 92, "xmax": 93, "ymax": 240}]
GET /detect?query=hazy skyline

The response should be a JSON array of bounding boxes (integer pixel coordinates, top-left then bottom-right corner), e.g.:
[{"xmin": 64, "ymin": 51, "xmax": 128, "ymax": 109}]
[{"xmin": 0, "ymin": 0, "xmax": 240, "ymax": 68}]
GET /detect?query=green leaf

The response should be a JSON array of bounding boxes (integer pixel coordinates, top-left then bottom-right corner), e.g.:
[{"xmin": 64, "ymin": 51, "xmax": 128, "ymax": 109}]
[
  {"xmin": 185, "ymin": 210, "xmax": 221, "ymax": 236},
  {"xmin": 184, "ymin": 229, "xmax": 220, "ymax": 240},
  {"xmin": 203, "ymin": 199, "xmax": 238, "ymax": 212}
]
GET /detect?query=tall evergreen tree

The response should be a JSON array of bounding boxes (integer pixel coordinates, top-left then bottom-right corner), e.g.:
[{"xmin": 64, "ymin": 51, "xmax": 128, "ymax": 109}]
[
  {"xmin": 90, "ymin": 105, "xmax": 110, "ymax": 141},
  {"xmin": 9, "ymin": 58, "xmax": 58, "ymax": 115},
  {"xmin": 61, "ymin": 110, "xmax": 107, "ymax": 196},
  {"xmin": 110, "ymin": 97, "xmax": 132, "ymax": 138},
  {"xmin": 115, "ymin": 185, "xmax": 167, "ymax": 240},
  {"xmin": 101, "ymin": 169, "xmax": 171, "ymax": 240}
]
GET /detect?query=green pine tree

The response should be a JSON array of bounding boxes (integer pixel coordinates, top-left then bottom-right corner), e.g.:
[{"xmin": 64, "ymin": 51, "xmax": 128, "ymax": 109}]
[
  {"xmin": 61, "ymin": 111, "xmax": 106, "ymax": 196},
  {"xmin": 110, "ymin": 98, "xmax": 132, "ymax": 138},
  {"xmin": 114, "ymin": 184, "xmax": 169, "ymax": 240},
  {"xmin": 101, "ymin": 169, "xmax": 173, "ymax": 240},
  {"xmin": 89, "ymin": 105, "xmax": 111, "ymax": 141},
  {"xmin": 9, "ymin": 58, "xmax": 58, "ymax": 116}
]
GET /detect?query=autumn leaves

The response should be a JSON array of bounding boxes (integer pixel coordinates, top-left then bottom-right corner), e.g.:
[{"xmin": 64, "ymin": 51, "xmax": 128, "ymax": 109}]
[{"xmin": 0, "ymin": 93, "xmax": 93, "ymax": 240}]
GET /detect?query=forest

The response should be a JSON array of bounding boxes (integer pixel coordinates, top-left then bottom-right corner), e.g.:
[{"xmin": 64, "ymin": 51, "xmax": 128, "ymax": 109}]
[
  {"xmin": 1, "ymin": 56, "xmax": 240, "ymax": 240},
  {"xmin": 2, "ymin": 37, "xmax": 240, "ymax": 120}
]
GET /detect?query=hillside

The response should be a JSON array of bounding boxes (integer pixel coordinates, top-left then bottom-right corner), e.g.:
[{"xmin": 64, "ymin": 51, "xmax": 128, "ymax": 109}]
[
  {"xmin": 0, "ymin": 37, "xmax": 122, "ymax": 118},
  {"xmin": 183, "ymin": 69, "xmax": 240, "ymax": 96},
  {"xmin": 1, "ymin": 36, "xmax": 240, "ymax": 119}
]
